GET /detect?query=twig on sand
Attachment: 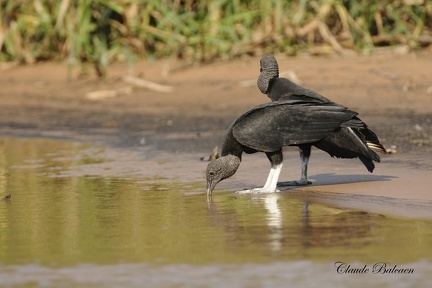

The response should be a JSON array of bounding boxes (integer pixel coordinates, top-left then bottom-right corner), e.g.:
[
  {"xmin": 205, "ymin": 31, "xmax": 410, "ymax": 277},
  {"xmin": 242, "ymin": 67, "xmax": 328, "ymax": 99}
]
[
  {"xmin": 86, "ymin": 86, "xmax": 133, "ymax": 100},
  {"xmin": 201, "ymin": 146, "xmax": 220, "ymax": 161},
  {"xmin": 280, "ymin": 70, "xmax": 303, "ymax": 85},
  {"xmin": 371, "ymin": 67, "xmax": 401, "ymax": 80},
  {"xmin": 122, "ymin": 75, "xmax": 173, "ymax": 93}
]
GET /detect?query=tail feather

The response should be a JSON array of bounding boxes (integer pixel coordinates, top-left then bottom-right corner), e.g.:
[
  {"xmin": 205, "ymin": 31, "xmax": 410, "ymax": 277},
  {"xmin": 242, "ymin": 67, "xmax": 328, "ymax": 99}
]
[
  {"xmin": 346, "ymin": 127, "xmax": 380, "ymax": 161},
  {"xmin": 358, "ymin": 155, "xmax": 375, "ymax": 173},
  {"xmin": 354, "ymin": 118, "xmax": 386, "ymax": 155},
  {"xmin": 367, "ymin": 141, "xmax": 386, "ymax": 155},
  {"xmin": 315, "ymin": 122, "xmax": 385, "ymax": 173}
]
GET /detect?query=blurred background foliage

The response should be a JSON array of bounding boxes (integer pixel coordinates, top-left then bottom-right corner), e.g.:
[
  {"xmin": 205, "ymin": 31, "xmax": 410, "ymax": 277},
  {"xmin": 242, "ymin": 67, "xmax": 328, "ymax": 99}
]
[{"xmin": 1, "ymin": 0, "xmax": 431, "ymax": 77}]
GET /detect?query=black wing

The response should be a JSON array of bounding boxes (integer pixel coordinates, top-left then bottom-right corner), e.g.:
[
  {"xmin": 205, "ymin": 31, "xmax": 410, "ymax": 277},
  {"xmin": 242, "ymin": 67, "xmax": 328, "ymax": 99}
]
[{"xmin": 232, "ymin": 101, "xmax": 358, "ymax": 152}]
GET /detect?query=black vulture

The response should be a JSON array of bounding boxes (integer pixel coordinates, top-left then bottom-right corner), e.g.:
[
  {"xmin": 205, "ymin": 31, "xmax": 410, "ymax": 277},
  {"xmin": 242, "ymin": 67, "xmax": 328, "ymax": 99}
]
[
  {"xmin": 206, "ymin": 100, "xmax": 383, "ymax": 196},
  {"xmin": 256, "ymin": 55, "xmax": 385, "ymax": 186}
]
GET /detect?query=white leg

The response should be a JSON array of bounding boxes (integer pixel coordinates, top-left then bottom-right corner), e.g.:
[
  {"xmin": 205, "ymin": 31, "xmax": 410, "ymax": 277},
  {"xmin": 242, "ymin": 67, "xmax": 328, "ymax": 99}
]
[
  {"xmin": 236, "ymin": 164, "xmax": 283, "ymax": 194},
  {"xmin": 262, "ymin": 166, "xmax": 276, "ymax": 189},
  {"xmin": 261, "ymin": 164, "xmax": 282, "ymax": 191}
]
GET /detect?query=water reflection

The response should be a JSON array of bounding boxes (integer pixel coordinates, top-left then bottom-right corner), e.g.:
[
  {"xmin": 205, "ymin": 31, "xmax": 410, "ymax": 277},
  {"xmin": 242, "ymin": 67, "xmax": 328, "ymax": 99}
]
[
  {"xmin": 0, "ymin": 136, "xmax": 431, "ymax": 269},
  {"xmin": 263, "ymin": 195, "xmax": 283, "ymax": 253},
  {"xmin": 205, "ymin": 194, "xmax": 432, "ymax": 264}
]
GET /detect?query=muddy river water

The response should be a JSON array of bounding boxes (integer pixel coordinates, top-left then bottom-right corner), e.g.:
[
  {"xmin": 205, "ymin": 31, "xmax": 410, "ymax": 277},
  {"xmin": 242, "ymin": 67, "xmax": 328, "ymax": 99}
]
[{"xmin": 0, "ymin": 137, "xmax": 431, "ymax": 287}]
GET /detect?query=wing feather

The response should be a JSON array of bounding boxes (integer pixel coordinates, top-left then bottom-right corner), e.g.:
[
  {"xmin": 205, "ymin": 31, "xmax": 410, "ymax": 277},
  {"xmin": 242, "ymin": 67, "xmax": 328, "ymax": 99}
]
[{"xmin": 232, "ymin": 101, "xmax": 357, "ymax": 152}]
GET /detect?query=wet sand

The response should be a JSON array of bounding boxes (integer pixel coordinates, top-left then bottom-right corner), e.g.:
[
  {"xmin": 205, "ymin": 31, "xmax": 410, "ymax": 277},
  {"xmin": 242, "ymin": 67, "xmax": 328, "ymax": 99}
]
[{"xmin": 2, "ymin": 261, "xmax": 431, "ymax": 288}]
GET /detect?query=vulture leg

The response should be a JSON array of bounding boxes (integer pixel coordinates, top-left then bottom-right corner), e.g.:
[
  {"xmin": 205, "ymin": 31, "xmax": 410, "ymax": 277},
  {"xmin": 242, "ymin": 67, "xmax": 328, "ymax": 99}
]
[
  {"xmin": 279, "ymin": 145, "xmax": 312, "ymax": 187},
  {"xmin": 236, "ymin": 150, "xmax": 283, "ymax": 194}
]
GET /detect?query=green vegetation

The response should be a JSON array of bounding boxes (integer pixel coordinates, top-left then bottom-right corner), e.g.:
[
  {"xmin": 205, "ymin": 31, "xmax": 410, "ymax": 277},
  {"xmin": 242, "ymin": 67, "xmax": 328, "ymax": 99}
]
[{"xmin": 1, "ymin": 0, "xmax": 431, "ymax": 76}]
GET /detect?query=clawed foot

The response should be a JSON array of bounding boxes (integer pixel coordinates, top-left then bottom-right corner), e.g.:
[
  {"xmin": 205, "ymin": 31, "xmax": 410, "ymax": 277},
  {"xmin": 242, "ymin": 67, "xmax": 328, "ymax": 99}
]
[
  {"xmin": 235, "ymin": 188, "xmax": 280, "ymax": 194},
  {"xmin": 278, "ymin": 179, "xmax": 312, "ymax": 187}
]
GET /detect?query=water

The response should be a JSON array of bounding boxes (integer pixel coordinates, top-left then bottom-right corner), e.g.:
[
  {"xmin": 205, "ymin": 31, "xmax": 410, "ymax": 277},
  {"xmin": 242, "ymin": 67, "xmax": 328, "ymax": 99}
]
[{"xmin": 0, "ymin": 137, "xmax": 431, "ymax": 287}]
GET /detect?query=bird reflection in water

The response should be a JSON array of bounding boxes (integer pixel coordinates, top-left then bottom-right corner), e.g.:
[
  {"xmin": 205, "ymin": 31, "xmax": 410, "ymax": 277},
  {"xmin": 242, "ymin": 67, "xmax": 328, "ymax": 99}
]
[{"xmin": 262, "ymin": 194, "xmax": 283, "ymax": 253}]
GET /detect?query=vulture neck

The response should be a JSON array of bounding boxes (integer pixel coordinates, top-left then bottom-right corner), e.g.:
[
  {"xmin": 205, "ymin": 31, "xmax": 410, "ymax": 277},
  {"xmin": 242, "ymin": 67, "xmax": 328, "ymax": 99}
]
[
  {"xmin": 267, "ymin": 78, "xmax": 333, "ymax": 103},
  {"xmin": 265, "ymin": 78, "xmax": 284, "ymax": 101},
  {"xmin": 221, "ymin": 130, "xmax": 244, "ymax": 160},
  {"xmin": 266, "ymin": 78, "xmax": 305, "ymax": 101}
]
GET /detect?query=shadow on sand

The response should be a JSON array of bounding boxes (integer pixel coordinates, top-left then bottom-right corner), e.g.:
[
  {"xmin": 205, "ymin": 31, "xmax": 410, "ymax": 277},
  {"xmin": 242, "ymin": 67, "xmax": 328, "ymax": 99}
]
[{"xmin": 304, "ymin": 173, "xmax": 397, "ymax": 186}]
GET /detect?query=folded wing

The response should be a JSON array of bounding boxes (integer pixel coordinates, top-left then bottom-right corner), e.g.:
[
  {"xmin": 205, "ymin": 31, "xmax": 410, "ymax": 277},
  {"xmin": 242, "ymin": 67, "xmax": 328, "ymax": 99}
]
[{"xmin": 232, "ymin": 101, "xmax": 358, "ymax": 152}]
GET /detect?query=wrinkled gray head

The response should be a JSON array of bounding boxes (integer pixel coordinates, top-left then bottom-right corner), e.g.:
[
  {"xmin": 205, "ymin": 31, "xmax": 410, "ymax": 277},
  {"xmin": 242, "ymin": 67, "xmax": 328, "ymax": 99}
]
[
  {"xmin": 206, "ymin": 155, "xmax": 241, "ymax": 196},
  {"xmin": 257, "ymin": 55, "xmax": 279, "ymax": 94}
]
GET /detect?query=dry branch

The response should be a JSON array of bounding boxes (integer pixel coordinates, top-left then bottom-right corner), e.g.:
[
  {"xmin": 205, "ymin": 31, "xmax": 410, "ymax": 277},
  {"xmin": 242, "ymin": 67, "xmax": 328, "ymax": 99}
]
[
  {"xmin": 86, "ymin": 86, "xmax": 133, "ymax": 100},
  {"xmin": 121, "ymin": 76, "xmax": 173, "ymax": 93}
]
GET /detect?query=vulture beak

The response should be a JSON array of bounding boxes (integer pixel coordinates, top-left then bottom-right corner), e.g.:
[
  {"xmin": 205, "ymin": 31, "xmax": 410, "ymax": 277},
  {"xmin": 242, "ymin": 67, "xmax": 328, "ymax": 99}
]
[{"xmin": 206, "ymin": 180, "xmax": 215, "ymax": 196}]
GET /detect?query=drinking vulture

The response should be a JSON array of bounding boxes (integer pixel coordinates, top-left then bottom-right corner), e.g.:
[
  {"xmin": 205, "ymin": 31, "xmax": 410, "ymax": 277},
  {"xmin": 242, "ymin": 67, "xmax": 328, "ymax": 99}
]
[
  {"xmin": 256, "ymin": 54, "xmax": 386, "ymax": 186},
  {"xmin": 206, "ymin": 100, "xmax": 384, "ymax": 196}
]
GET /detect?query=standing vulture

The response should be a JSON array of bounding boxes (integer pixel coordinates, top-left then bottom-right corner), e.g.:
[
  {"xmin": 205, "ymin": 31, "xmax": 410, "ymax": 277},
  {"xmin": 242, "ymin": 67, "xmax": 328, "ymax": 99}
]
[
  {"xmin": 205, "ymin": 100, "xmax": 383, "ymax": 195},
  {"xmin": 257, "ymin": 55, "xmax": 386, "ymax": 186}
]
